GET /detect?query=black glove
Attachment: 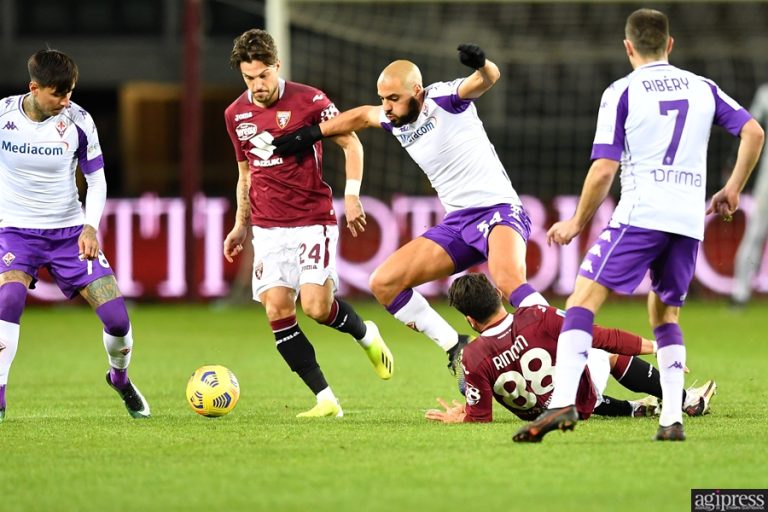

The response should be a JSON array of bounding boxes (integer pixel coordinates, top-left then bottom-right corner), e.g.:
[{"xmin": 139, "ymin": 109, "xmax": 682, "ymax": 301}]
[
  {"xmin": 272, "ymin": 124, "xmax": 323, "ymax": 156},
  {"xmin": 457, "ymin": 43, "xmax": 486, "ymax": 70}
]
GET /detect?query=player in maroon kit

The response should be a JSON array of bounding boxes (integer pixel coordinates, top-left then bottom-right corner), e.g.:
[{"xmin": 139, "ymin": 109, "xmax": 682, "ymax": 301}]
[
  {"xmin": 223, "ymin": 29, "xmax": 394, "ymax": 418},
  {"xmin": 425, "ymin": 273, "xmax": 716, "ymax": 425}
]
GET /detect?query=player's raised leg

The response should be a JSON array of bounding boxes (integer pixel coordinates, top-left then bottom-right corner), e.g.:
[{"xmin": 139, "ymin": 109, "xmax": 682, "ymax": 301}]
[
  {"xmin": 301, "ymin": 280, "xmax": 393, "ymax": 380},
  {"xmin": 371, "ymin": 236, "xmax": 468, "ymax": 372},
  {"xmin": 81, "ymin": 275, "xmax": 150, "ymax": 419},
  {"xmin": 0, "ymin": 272, "xmax": 30, "ymax": 423}
]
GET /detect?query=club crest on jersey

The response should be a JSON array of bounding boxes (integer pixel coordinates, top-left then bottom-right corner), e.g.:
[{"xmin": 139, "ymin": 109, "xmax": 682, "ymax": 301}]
[
  {"xmin": 276, "ymin": 111, "xmax": 291, "ymax": 129},
  {"xmin": 2, "ymin": 252, "xmax": 15, "ymax": 266},
  {"xmin": 55, "ymin": 119, "xmax": 68, "ymax": 137},
  {"xmin": 236, "ymin": 122, "xmax": 258, "ymax": 141},
  {"xmin": 254, "ymin": 260, "xmax": 263, "ymax": 280}
]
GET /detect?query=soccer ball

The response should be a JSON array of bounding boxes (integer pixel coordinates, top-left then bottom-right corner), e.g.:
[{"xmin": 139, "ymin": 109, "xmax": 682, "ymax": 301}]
[{"xmin": 186, "ymin": 365, "xmax": 240, "ymax": 417}]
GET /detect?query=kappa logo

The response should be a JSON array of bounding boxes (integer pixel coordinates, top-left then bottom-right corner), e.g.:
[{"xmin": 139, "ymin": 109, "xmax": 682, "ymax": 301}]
[
  {"xmin": 2, "ymin": 252, "xmax": 15, "ymax": 266},
  {"xmin": 2, "ymin": 121, "xmax": 18, "ymax": 130},
  {"xmin": 276, "ymin": 111, "xmax": 291, "ymax": 129},
  {"xmin": 405, "ymin": 321, "xmax": 420, "ymax": 332},
  {"xmin": 312, "ymin": 94, "xmax": 324, "ymax": 103}
]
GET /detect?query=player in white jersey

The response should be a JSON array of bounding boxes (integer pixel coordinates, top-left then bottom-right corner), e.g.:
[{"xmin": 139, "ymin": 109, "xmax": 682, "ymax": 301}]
[
  {"xmin": 514, "ymin": 9, "xmax": 763, "ymax": 443},
  {"xmin": 272, "ymin": 44, "xmax": 547, "ymax": 376},
  {"xmin": 731, "ymin": 83, "xmax": 768, "ymax": 306},
  {"xmin": 0, "ymin": 49, "xmax": 150, "ymax": 422}
]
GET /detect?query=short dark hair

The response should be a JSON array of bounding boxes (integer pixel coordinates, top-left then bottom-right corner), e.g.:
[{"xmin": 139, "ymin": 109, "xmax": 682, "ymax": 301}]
[
  {"xmin": 625, "ymin": 8, "xmax": 670, "ymax": 58},
  {"xmin": 448, "ymin": 273, "xmax": 501, "ymax": 324},
  {"xmin": 27, "ymin": 49, "xmax": 78, "ymax": 94},
  {"xmin": 230, "ymin": 29, "xmax": 278, "ymax": 69}
]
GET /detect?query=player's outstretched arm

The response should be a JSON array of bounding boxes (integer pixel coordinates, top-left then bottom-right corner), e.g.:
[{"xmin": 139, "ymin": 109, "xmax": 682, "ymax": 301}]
[
  {"xmin": 272, "ymin": 106, "xmax": 381, "ymax": 157},
  {"xmin": 456, "ymin": 43, "xmax": 501, "ymax": 100}
]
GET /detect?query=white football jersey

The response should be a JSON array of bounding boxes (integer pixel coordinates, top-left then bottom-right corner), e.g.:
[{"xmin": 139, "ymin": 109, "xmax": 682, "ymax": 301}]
[
  {"xmin": 0, "ymin": 95, "xmax": 105, "ymax": 228},
  {"xmin": 591, "ymin": 62, "xmax": 752, "ymax": 240},
  {"xmin": 380, "ymin": 79, "xmax": 520, "ymax": 213}
]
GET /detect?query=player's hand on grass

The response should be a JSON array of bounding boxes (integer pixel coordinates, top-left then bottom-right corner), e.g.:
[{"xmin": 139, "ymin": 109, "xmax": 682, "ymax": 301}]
[
  {"xmin": 547, "ymin": 218, "xmax": 582, "ymax": 246},
  {"xmin": 78, "ymin": 224, "xmax": 100, "ymax": 260},
  {"xmin": 344, "ymin": 195, "xmax": 366, "ymax": 237},
  {"xmin": 223, "ymin": 225, "xmax": 248, "ymax": 263},
  {"xmin": 272, "ymin": 125, "xmax": 323, "ymax": 156},
  {"xmin": 425, "ymin": 397, "xmax": 466, "ymax": 423},
  {"xmin": 706, "ymin": 187, "xmax": 739, "ymax": 222},
  {"xmin": 457, "ymin": 43, "xmax": 486, "ymax": 70}
]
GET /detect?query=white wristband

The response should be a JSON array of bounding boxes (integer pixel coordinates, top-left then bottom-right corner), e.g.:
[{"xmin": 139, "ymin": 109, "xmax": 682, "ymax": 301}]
[{"xmin": 345, "ymin": 179, "xmax": 362, "ymax": 196}]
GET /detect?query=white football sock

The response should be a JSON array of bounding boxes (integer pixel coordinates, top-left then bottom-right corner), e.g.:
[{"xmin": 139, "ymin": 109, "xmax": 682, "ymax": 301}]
[
  {"xmin": 103, "ymin": 327, "xmax": 134, "ymax": 370},
  {"xmin": 316, "ymin": 386, "xmax": 337, "ymax": 403},
  {"xmin": 0, "ymin": 320, "xmax": 20, "ymax": 386},
  {"xmin": 657, "ymin": 344, "xmax": 686, "ymax": 426},
  {"xmin": 549, "ymin": 328, "xmax": 592, "ymax": 408},
  {"xmin": 392, "ymin": 289, "xmax": 458, "ymax": 351}
]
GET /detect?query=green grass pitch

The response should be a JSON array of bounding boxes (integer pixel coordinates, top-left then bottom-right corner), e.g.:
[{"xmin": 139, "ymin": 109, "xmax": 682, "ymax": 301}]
[{"xmin": 1, "ymin": 300, "xmax": 766, "ymax": 511}]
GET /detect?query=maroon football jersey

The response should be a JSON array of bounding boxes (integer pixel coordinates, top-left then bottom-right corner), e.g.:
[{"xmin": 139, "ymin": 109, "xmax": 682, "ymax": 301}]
[
  {"xmin": 461, "ymin": 305, "xmax": 643, "ymax": 423},
  {"xmin": 224, "ymin": 80, "xmax": 341, "ymax": 228}
]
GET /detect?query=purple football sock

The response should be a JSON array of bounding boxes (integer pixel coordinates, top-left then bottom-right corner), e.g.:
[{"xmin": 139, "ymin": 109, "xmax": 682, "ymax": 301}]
[
  {"xmin": 109, "ymin": 368, "xmax": 129, "ymax": 390},
  {"xmin": 0, "ymin": 385, "xmax": 6, "ymax": 410}
]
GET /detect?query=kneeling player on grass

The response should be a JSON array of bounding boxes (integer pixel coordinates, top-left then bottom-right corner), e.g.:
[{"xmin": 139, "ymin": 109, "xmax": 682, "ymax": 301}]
[{"xmin": 424, "ymin": 273, "xmax": 716, "ymax": 425}]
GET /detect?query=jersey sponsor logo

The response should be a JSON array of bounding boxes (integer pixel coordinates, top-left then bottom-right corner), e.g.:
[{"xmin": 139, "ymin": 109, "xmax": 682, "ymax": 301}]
[
  {"xmin": 235, "ymin": 122, "xmax": 258, "ymax": 141},
  {"xmin": 465, "ymin": 385, "xmax": 481, "ymax": 406},
  {"xmin": 312, "ymin": 94, "xmax": 324, "ymax": 103},
  {"xmin": 397, "ymin": 117, "xmax": 436, "ymax": 144},
  {"xmin": 87, "ymin": 142, "xmax": 101, "ymax": 157},
  {"xmin": 492, "ymin": 335, "xmax": 529, "ymax": 370},
  {"xmin": 251, "ymin": 157, "xmax": 284, "ymax": 167},
  {"xmin": 234, "ymin": 111, "xmax": 253, "ymax": 121},
  {"xmin": 2, "ymin": 121, "xmax": 18, "ymax": 130},
  {"xmin": 276, "ymin": 111, "xmax": 291, "ymax": 129},
  {"xmin": 651, "ymin": 168, "xmax": 703, "ymax": 187},
  {"xmin": 1, "ymin": 140, "xmax": 66, "ymax": 156}
]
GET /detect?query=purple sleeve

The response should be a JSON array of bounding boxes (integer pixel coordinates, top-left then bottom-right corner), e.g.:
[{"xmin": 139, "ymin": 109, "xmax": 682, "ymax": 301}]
[
  {"xmin": 709, "ymin": 83, "xmax": 752, "ymax": 136},
  {"xmin": 590, "ymin": 87, "xmax": 629, "ymax": 161},
  {"xmin": 75, "ymin": 124, "xmax": 104, "ymax": 175}
]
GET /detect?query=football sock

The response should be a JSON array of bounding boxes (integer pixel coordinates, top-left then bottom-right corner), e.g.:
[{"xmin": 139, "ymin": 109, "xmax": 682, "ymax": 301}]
[
  {"xmin": 102, "ymin": 327, "xmax": 134, "ymax": 371},
  {"xmin": 0, "ymin": 385, "xmax": 5, "ymax": 410},
  {"xmin": 655, "ymin": 323, "xmax": 686, "ymax": 426},
  {"xmin": 316, "ymin": 386, "xmax": 337, "ymax": 403},
  {"xmin": 612, "ymin": 355, "xmax": 663, "ymax": 398},
  {"xmin": 548, "ymin": 307, "xmax": 594, "ymax": 408},
  {"xmin": 593, "ymin": 395, "xmax": 632, "ymax": 416},
  {"xmin": 272, "ymin": 316, "xmax": 328, "ymax": 394},
  {"xmin": 387, "ymin": 289, "xmax": 458, "ymax": 351},
  {"xmin": 322, "ymin": 299, "xmax": 369, "ymax": 345},
  {"xmin": 0, "ymin": 282, "xmax": 26, "ymax": 391},
  {"xmin": 95, "ymin": 297, "xmax": 130, "ymax": 337},
  {"xmin": 509, "ymin": 283, "xmax": 549, "ymax": 308}
]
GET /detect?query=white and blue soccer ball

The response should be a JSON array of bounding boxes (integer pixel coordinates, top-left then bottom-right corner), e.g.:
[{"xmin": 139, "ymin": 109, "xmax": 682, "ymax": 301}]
[{"xmin": 186, "ymin": 365, "xmax": 240, "ymax": 417}]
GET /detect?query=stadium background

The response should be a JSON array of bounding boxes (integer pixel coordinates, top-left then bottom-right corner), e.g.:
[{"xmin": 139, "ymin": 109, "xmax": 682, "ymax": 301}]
[{"xmin": 1, "ymin": 0, "xmax": 767, "ymax": 301}]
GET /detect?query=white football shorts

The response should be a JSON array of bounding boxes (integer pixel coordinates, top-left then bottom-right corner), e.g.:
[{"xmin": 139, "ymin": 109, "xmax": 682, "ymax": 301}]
[{"xmin": 250, "ymin": 224, "xmax": 339, "ymax": 302}]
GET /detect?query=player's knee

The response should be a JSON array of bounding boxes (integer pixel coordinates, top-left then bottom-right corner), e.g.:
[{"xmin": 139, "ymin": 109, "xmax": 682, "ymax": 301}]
[
  {"xmin": 95, "ymin": 297, "xmax": 130, "ymax": 337},
  {"xmin": 369, "ymin": 269, "xmax": 397, "ymax": 301},
  {"xmin": 0, "ymin": 282, "xmax": 28, "ymax": 324},
  {"xmin": 302, "ymin": 300, "xmax": 332, "ymax": 323}
]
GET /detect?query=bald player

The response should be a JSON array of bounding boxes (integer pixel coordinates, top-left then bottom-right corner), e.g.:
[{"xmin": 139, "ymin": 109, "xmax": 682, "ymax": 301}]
[{"xmin": 272, "ymin": 44, "xmax": 546, "ymax": 376}]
